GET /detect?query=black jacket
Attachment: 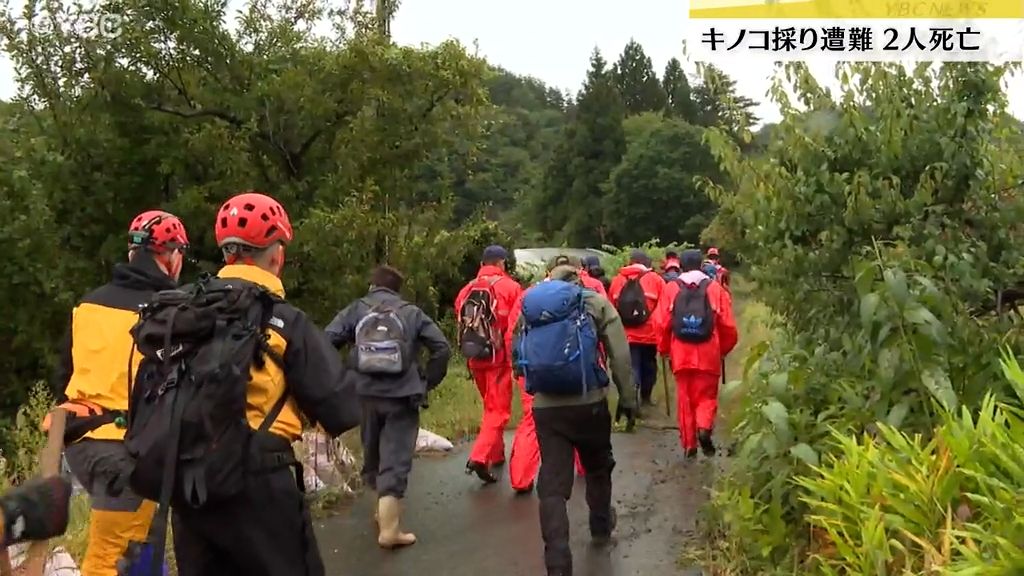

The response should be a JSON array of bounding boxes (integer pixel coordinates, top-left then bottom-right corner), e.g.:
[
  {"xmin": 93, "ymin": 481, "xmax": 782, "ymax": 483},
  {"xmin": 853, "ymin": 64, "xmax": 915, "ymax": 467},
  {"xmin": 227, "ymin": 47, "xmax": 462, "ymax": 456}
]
[
  {"xmin": 325, "ymin": 287, "xmax": 451, "ymax": 399},
  {"xmin": 214, "ymin": 265, "xmax": 361, "ymax": 440}
]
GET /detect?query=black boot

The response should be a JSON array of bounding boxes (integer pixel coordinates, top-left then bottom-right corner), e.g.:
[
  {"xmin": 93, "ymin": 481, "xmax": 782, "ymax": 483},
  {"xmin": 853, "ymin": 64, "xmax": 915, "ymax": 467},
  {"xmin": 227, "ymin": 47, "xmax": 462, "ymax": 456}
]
[
  {"xmin": 591, "ymin": 506, "xmax": 617, "ymax": 546},
  {"xmin": 698, "ymin": 428, "xmax": 716, "ymax": 457},
  {"xmin": 466, "ymin": 460, "xmax": 498, "ymax": 484},
  {"xmin": 684, "ymin": 447, "xmax": 698, "ymax": 459}
]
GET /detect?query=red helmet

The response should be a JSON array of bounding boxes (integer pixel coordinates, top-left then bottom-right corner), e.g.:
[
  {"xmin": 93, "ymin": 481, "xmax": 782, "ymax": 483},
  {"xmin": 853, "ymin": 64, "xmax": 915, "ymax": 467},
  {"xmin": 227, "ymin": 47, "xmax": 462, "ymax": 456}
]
[
  {"xmin": 662, "ymin": 257, "xmax": 681, "ymax": 271},
  {"xmin": 707, "ymin": 247, "xmax": 720, "ymax": 257},
  {"xmin": 215, "ymin": 192, "xmax": 293, "ymax": 249},
  {"xmin": 128, "ymin": 210, "xmax": 189, "ymax": 252}
]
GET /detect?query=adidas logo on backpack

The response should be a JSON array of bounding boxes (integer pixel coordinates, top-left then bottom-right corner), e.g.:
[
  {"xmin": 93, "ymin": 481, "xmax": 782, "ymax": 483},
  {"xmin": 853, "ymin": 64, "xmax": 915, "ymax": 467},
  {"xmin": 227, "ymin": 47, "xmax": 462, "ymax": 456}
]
[{"xmin": 671, "ymin": 279, "xmax": 716, "ymax": 343}]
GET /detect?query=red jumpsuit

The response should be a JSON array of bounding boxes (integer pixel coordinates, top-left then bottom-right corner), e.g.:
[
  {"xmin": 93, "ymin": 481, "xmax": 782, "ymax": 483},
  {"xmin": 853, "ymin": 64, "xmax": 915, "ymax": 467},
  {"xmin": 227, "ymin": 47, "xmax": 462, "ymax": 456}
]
[
  {"xmin": 580, "ymin": 269, "xmax": 608, "ymax": 298},
  {"xmin": 654, "ymin": 270, "xmax": 738, "ymax": 452},
  {"xmin": 456, "ymin": 265, "xmax": 523, "ymax": 466},
  {"xmin": 507, "ymin": 282, "xmax": 585, "ymax": 491}
]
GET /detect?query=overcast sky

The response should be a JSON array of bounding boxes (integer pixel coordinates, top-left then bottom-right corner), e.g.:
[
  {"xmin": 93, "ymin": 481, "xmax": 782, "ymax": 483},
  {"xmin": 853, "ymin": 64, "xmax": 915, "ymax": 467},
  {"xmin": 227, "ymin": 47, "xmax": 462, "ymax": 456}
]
[{"xmin": 1, "ymin": 0, "xmax": 1021, "ymax": 125}]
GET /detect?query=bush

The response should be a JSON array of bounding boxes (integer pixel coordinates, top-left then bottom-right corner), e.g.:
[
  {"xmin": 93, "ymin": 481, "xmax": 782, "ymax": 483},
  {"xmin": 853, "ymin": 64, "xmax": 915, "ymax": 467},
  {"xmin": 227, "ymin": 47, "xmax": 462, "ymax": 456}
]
[
  {"xmin": 694, "ymin": 62, "xmax": 1024, "ymax": 574},
  {"xmin": 796, "ymin": 349, "xmax": 1024, "ymax": 574}
]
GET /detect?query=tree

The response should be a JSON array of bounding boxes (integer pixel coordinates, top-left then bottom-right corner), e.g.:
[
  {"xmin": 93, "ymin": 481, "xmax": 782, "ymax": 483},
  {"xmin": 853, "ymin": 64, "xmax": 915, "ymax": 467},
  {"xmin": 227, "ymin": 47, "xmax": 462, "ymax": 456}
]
[
  {"xmin": 699, "ymin": 62, "xmax": 1024, "ymax": 572},
  {"xmin": 0, "ymin": 0, "xmax": 505, "ymax": 433},
  {"xmin": 612, "ymin": 40, "xmax": 666, "ymax": 116},
  {"xmin": 693, "ymin": 64, "xmax": 758, "ymax": 137},
  {"xmin": 662, "ymin": 57, "xmax": 698, "ymax": 122},
  {"xmin": 603, "ymin": 114, "xmax": 719, "ymax": 246},
  {"xmin": 537, "ymin": 48, "xmax": 626, "ymax": 245}
]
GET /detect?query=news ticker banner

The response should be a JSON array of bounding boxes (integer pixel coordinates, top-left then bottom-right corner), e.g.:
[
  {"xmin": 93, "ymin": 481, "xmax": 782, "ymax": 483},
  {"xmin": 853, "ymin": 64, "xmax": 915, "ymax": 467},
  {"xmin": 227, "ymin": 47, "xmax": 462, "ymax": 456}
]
[{"xmin": 686, "ymin": 0, "xmax": 1024, "ymax": 61}]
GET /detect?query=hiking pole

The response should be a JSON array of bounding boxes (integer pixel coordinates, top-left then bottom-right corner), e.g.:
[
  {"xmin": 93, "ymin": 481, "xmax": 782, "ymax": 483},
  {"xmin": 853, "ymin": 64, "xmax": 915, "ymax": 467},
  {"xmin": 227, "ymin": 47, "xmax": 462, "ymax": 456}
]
[{"xmin": 660, "ymin": 357, "xmax": 671, "ymax": 417}]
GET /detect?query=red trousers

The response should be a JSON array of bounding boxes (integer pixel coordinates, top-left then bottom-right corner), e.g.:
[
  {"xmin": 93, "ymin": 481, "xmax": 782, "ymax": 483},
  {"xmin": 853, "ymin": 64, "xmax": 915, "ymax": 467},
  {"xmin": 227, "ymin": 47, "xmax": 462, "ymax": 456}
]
[
  {"xmin": 469, "ymin": 363, "xmax": 514, "ymax": 465},
  {"xmin": 674, "ymin": 370, "xmax": 720, "ymax": 451},
  {"xmin": 510, "ymin": 377, "xmax": 584, "ymax": 490}
]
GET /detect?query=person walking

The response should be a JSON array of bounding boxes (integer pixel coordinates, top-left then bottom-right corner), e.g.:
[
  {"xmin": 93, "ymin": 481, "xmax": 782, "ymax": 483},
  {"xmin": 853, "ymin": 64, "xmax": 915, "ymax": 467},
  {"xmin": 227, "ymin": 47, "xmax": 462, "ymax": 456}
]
[
  {"xmin": 125, "ymin": 192, "xmax": 360, "ymax": 576},
  {"xmin": 511, "ymin": 264, "xmax": 636, "ymax": 576},
  {"xmin": 454, "ymin": 245, "xmax": 523, "ymax": 484},
  {"xmin": 325, "ymin": 265, "xmax": 451, "ymax": 548},
  {"xmin": 54, "ymin": 210, "xmax": 188, "ymax": 576},
  {"xmin": 609, "ymin": 250, "xmax": 665, "ymax": 409},
  {"xmin": 654, "ymin": 249, "xmax": 738, "ymax": 458}
]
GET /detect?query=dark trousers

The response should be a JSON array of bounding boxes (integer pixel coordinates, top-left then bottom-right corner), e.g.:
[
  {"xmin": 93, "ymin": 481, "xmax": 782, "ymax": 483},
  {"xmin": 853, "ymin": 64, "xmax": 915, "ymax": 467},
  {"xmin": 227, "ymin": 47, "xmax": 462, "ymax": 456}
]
[
  {"xmin": 534, "ymin": 400, "xmax": 616, "ymax": 575},
  {"xmin": 360, "ymin": 396, "xmax": 420, "ymax": 499},
  {"xmin": 172, "ymin": 462, "xmax": 323, "ymax": 576},
  {"xmin": 629, "ymin": 343, "xmax": 658, "ymax": 401}
]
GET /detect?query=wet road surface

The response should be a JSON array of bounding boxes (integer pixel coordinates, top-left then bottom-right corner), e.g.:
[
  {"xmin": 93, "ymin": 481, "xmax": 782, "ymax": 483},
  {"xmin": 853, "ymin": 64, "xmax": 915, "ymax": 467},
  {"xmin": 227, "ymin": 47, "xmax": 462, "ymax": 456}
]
[{"xmin": 315, "ymin": 428, "xmax": 706, "ymax": 576}]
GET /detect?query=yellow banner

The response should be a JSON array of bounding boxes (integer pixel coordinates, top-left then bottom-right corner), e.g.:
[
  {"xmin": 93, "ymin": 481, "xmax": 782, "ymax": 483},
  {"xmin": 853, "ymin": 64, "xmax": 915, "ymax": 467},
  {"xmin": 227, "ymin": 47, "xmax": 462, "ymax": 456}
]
[{"xmin": 689, "ymin": 0, "xmax": 1024, "ymax": 19}]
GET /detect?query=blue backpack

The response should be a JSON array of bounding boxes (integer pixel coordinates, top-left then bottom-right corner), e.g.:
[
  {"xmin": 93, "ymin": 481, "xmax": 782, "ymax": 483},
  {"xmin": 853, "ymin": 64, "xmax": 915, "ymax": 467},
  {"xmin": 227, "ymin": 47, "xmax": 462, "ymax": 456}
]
[
  {"xmin": 701, "ymin": 261, "xmax": 719, "ymax": 279},
  {"xmin": 514, "ymin": 280, "xmax": 609, "ymax": 396}
]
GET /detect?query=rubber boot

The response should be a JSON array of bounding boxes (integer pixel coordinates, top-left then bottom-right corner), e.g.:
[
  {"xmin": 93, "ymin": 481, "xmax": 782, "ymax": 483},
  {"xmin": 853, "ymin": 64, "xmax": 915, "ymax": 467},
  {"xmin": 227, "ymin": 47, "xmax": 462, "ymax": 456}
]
[{"xmin": 377, "ymin": 496, "xmax": 416, "ymax": 549}]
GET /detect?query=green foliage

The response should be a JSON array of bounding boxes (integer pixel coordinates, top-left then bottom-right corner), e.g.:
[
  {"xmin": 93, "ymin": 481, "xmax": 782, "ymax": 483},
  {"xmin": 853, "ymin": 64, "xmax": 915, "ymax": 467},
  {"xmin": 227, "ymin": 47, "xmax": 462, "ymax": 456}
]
[
  {"xmin": 696, "ymin": 62, "xmax": 1024, "ymax": 574},
  {"xmin": 693, "ymin": 63, "xmax": 759, "ymax": 139},
  {"xmin": 0, "ymin": 382, "xmax": 52, "ymax": 488},
  {"xmin": 662, "ymin": 57, "xmax": 698, "ymax": 123},
  {"xmin": 795, "ymin": 350, "xmax": 1024, "ymax": 574},
  {"xmin": 612, "ymin": 40, "xmax": 666, "ymax": 115},
  {"xmin": 531, "ymin": 46, "xmax": 746, "ymax": 248},
  {"xmin": 0, "ymin": 0, "xmax": 519, "ymax": 423},
  {"xmin": 537, "ymin": 48, "xmax": 626, "ymax": 246},
  {"xmin": 603, "ymin": 114, "xmax": 719, "ymax": 246}
]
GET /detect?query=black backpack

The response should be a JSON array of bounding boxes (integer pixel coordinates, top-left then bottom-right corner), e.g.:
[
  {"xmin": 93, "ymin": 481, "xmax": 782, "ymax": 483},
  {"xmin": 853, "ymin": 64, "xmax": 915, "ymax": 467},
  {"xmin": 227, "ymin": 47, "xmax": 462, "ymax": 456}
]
[
  {"xmin": 458, "ymin": 277, "xmax": 502, "ymax": 359},
  {"xmin": 671, "ymin": 278, "xmax": 716, "ymax": 343},
  {"xmin": 123, "ymin": 276, "xmax": 286, "ymax": 573},
  {"xmin": 616, "ymin": 275, "xmax": 651, "ymax": 327}
]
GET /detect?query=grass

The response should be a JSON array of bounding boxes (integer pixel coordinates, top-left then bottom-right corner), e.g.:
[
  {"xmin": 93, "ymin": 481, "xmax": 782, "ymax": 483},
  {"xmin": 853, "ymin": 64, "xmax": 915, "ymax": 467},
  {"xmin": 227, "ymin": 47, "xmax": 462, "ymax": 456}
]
[{"xmin": 718, "ymin": 276, "xmax": 779, "ymax": 427}]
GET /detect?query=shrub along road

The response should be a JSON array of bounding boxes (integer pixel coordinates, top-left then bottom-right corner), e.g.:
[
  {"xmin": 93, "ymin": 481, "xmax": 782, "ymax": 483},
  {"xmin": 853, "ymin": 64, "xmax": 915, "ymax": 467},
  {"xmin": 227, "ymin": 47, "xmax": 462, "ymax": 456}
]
[{"xmin": 314, "ymin": 430, "xmax": 706, "ymax": 576}]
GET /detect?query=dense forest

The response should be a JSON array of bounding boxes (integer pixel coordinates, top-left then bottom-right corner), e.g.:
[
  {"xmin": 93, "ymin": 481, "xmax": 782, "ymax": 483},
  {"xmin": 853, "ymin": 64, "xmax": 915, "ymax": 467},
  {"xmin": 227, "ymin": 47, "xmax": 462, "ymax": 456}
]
[{"xmin": 3, "ymin": 1, "xmax": 1024, "ymax": 573}]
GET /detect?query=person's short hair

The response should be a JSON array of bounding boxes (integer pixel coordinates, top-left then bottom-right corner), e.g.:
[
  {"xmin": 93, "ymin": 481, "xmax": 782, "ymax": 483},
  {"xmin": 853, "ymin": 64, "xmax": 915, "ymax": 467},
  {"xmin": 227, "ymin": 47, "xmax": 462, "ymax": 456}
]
[{"xmin": 370, "ymin": 265, "xmax": 404, "ymax": 292}]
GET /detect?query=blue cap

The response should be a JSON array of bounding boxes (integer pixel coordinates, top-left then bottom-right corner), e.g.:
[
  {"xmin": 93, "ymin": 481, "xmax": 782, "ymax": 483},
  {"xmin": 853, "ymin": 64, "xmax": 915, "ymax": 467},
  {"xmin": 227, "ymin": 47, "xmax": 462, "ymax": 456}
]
[
  {"xmin": 482, "ymin": 245, "xmax": 508, "ymax": 261},
  {"xmin": 583, "ymin": 255, "xmax": 600, "ymax": 267}
]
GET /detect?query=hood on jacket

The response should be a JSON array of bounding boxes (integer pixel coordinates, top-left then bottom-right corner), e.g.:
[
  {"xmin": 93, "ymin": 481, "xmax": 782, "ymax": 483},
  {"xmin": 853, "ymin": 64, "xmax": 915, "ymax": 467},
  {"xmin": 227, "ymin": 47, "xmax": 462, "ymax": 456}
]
[
  {"xmin": 365, "ymin": 286, "xmax": 403, "ymax": 304},
  {"xmin": 477, "ymin": 264, "xmax": 508, "ymax": 278},
  {"xmin": 112, "ymin": 254, "xmax": 177, "ymax": 292},
  {"xmin": 618, "ymin": 263, "xmax": 652, "ymax": 278}
]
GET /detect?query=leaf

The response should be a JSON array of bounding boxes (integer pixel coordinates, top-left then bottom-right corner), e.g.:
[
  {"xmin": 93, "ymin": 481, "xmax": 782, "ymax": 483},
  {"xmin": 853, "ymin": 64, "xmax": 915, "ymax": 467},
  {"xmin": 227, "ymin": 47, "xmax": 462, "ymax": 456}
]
[
  {"xmin": 760, "ymin": 398, "xmax": 791, "ymax": 443},
  {"xmin": 789, "ymin": 443, "xmax": 819, "ymax": 467},
  {"xmin": 883, "ymin": 268, "xmax": 910, "ymax": 307},
  {"xmin": 885, "ymin": 399, "xmax": 911, "ymax": 428},
  {"xmin": 768, "ymin": 371, "xmax": 789, "ymax": 396},
  {"xmin": 920, "ymin": 367, "xmax": 958, "ymax": 412},
  {"xmin": 903, "ymin": 305, "xmax": 939, "ymax": 326},
  {"xmin": 860, "ymin": 292, "xmax": 881, "ymax": 328},
  {"xmin": 852, "ymin": 257, "xmax": 875, "ymax": 297},
  {"xmin": 743, "ymin": 340, "xmax": 770, "ymax": 379}
]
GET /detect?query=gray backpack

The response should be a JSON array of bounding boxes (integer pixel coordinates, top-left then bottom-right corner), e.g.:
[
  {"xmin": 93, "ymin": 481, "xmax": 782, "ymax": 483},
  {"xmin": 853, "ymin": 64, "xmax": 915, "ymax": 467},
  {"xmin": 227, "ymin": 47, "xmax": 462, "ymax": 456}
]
[{"xmin": 354, "ymin": 300, "xmax": 410, "ymax": 375}]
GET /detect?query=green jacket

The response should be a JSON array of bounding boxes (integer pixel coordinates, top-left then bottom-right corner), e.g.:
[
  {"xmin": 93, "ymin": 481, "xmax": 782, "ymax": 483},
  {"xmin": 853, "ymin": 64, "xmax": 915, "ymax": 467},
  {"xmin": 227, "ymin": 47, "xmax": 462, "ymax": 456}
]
[{"xmin": 511, "ymin": 265, "xmax": 636, "ymax": 410}]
